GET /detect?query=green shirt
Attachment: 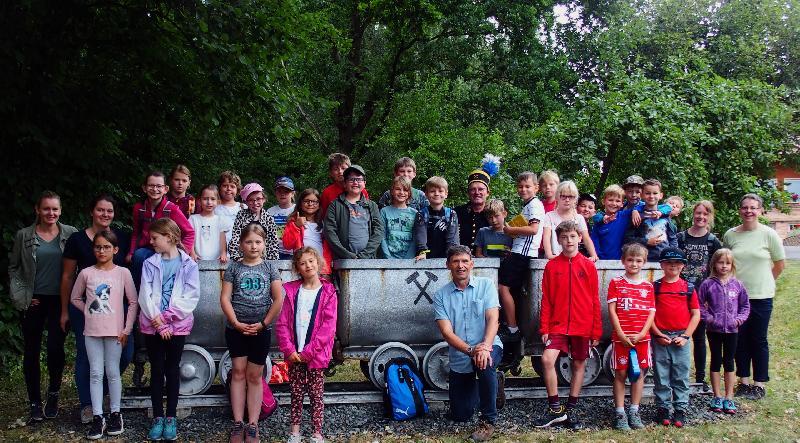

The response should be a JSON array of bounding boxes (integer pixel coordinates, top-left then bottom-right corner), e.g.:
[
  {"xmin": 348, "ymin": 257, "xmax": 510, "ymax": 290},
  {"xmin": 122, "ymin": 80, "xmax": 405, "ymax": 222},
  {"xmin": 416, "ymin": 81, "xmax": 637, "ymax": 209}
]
[{"xmin": 723, "ymin": 224, "xmax": 785, "ymax": 300}]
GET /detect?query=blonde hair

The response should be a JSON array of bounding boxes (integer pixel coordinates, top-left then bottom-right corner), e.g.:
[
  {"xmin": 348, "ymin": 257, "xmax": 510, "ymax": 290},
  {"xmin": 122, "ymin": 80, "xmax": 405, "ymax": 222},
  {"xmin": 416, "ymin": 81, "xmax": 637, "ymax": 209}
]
[
  {"xmin": 643, "ymin": 178, "xmax": 662, "ymax": 191},
  {"xmin": 239, "ymin": 222, "xmax": 267, "ymax": 244},
  {"xmin": 555, "ymin": 180, "xmax": 579, "ymax": 199},
  {"xmin": 691, "ymin": 200, "xmax": 715, "ymax": 227},
  {"xmin": 394, "ymin": 157, "xmax": 417, "ymax": 173},
  {"xmin": 667, "ymin": 195, "xmax": 684, "ymax": 207},
  {"xmin": 621, "ymin": 242, "xmax": 648, "ymax": 260},
  {"xmin": 484, "ymin": 199, "xmax": 506, "ymax": 216},
  {"xmin": 169, "ymin": 164, "xmax": 191, "ymax": 179},
  {"xmin": 149, "ymin": 218, "xmax": 184, "ymax": 250},
  {"xmin": 709, "ymin": 248, "xmax": 736, "ymax": 278},
  {"xmin": 539, "ymin": 170, "xmax": 560, "ymax": 186},
  {"xmin": 292, "ymin": 246, "xmax": 323, "ymax": 275},
  {"xmin": 391, "ymin": 176, "xmax": 412, "ymax": 201},
  {"xmin": 602, "ymin": 184, "xmax": 625, "ymax": 200},
  {"xmin": 425, "ymin": 176, "xmax": 449, "ymax": 193}
]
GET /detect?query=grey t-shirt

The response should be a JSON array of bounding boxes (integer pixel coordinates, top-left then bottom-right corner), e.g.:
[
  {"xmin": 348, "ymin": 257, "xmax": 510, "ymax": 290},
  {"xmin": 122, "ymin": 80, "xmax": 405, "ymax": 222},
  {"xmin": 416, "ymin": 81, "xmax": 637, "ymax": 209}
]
[
  {"xmin": 33, "ymin": 235, "xmax": 62, "ymax": 295},
  {"xmin": 223, "ymin": 261, "xmax": 281, "ymax": 327},
  {"xmin": 347, "ymin": 201, "xmax": 370, "ymax": 253}
]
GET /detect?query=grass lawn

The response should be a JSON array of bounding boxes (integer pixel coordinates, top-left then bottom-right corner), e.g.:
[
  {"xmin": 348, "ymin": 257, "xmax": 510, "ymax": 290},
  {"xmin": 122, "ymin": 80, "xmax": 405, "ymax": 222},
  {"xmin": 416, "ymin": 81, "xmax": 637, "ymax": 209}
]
[{"xmin": 1, "ymin": 262, "xmax": 798, "ymax": 441}]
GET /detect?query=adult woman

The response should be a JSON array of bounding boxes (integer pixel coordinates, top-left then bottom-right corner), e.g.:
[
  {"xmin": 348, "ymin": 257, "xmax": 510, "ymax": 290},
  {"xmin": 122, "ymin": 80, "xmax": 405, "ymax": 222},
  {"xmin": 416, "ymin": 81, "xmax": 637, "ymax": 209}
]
[
  {"xmin": 9, "ymin": 191, "xmax": 77, "ymax": 421},
  {"xmin": 723, "ymin": 193, "xmax": 785, "ymax": 400},
  {"xmin": 677, "ymin": 200, "xmax": 722, "ymax": 392},
  {"xmin": 59, "ymin": 194, "xmax": 132, "ymax": 423}
]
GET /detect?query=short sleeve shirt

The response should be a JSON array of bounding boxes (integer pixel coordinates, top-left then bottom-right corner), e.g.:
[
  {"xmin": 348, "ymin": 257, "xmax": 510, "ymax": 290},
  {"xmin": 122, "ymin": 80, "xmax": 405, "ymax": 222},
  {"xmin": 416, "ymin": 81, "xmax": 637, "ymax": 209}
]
[
  {"xmin": 723, "ymin": 224, "xmax": 785, "ymax": 299},
  {"xmin": 433, "ymin": 276, "xmax": 503, "ymax": 373},
  {"xmin": 474, "ymin": 227, "xmax": 512, "ymax": 258},
  {"xmin": 511, "ymin": 197, "xmax": 546, "ymax": 257},
  {"xmin": 607, "ymin": 276, "xmax": 656, "ymax": 341},
  {"xmin": 224, "ymin": 261, "xmax": 281, "ymax": 326},
  {"xmin": 267, "ymin": 205, "xmax": 296, "ymax": 256},
  {"xmin": 189, "ymin": 214, "xmax": 232, "ymax": 260},
  {"xmin": 543, "ymin": 211, "xmax": 588, "ymax": 256},
  {"xmin": 679, "ymin": 231, "xmax": 721, "ymax": 286},
  {"xmin": 654, "ymin": 279, "xmax": 700, "ymax": 331}
]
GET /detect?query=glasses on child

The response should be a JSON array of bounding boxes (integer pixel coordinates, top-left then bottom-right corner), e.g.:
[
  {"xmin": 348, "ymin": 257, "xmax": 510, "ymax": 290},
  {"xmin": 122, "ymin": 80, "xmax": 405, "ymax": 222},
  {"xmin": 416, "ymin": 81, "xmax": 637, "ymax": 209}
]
[
  {"xmin": 302, "ymin": 200, "xmax": 319, "ymax": 205},
  {"xmin": 94, "ymin": 245, "xmax": 114, "ymax": 251},
  {"xmin": 247, "ymin": 197, "xmax": 265, "ymax": 204},
  {"xmin": 146, "ymin": 184, "xmax": 165, "ymax": 190},
  {"xmin": 559, "ymin": 195, "xmax": 577, "ymax": 200},
  {"xmin": 346, "ymin": 177, "xmax": 365, "ymax": 183}
]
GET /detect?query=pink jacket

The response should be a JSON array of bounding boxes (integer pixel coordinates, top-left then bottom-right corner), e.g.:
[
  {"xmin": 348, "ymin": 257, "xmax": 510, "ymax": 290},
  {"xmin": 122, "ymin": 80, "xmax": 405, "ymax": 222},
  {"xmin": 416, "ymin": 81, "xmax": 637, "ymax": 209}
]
[
  {"xmin": 137, "ymin": 249, "xmax": 200, "ymax": 335},
  {"xmin": 276, "ymin": 278, "xmax": 338, "ymax": 369}
]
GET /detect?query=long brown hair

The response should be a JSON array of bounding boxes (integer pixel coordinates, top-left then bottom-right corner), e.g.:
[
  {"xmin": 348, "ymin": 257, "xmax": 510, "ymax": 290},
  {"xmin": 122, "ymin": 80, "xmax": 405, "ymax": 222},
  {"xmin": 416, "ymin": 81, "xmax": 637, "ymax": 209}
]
[
  {"xmin": 290, "ymin": 188, "xmax": 323, "ymax": 230},
  {"xmin": 148, "ymin": 218, "xmax": 184, "ymax": 251}
]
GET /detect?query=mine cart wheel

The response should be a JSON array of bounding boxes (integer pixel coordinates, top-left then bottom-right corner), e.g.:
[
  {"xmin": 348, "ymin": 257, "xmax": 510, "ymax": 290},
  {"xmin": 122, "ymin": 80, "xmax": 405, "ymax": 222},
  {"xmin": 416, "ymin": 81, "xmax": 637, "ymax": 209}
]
[
  {"xmin": 555, "ymin": 346, "xmax": 602, "ymax": 386},
  {"xmin": 178, "ymin": 345, "xmax": 216, "ymax": 395},
  {"xmin": 422, "ymin": 342, "xmax": 450, "ymax": 390},
  {"xmin": 367, "ymin": 342, "xmax": 417, "ymax": 389},
  {"xmin": 219, "ymin": 351, "xmax": 273, "ymax": 386}
]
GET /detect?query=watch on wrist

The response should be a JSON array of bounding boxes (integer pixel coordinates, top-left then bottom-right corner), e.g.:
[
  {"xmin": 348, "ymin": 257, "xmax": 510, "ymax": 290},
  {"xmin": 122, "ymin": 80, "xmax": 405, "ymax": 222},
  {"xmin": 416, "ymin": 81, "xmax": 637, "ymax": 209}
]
[{"xmin": 466, "ymin": 345, "xmax": 474, "ymax": 355}]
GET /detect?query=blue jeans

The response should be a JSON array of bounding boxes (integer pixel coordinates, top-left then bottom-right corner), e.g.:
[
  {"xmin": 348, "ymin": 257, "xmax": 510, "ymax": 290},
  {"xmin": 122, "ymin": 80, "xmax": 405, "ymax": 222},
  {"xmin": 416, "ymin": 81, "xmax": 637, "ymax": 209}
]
[
  {"xmin": 131, "ymin": 247, "xmax": 155, "ymax": 291},
  {"xmin": 735, "ymin": 298, "xmax": 772, "ymax": 382},
  {"xmin": 652, "ymin": 330, "xmax": 691, "ymax": 411},
  {"xmin": 448, "ymin": 345, "xmax": 503, "ymax": 424},
  {"xmin": 69, "ymin": 304, "xmax": 134, "ymax": 408}
]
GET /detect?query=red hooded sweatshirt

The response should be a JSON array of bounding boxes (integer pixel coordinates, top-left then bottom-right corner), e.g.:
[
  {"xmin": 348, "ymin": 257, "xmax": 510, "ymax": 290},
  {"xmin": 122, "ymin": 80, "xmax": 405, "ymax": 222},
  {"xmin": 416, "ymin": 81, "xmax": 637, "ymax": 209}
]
[{"xmin": 540, "ymin": 252, "xmax": 602, "ymax": 340}]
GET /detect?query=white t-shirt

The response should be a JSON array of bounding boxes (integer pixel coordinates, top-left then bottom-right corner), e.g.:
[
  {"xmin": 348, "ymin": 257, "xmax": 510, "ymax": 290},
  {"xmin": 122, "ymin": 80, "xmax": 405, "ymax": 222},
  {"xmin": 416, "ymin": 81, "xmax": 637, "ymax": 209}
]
[
  {"xmin": 267, "ymin": 205, "xmax": 296, "ymax": 256},
  {"xmin": 215, "ymin": 203, "xmax": 246, "ymax": 243},
  {"xmin": 303, "ymin": 222, "xmax": 324, "ymax": 257},
  {"xmin": 511, "ymin": 197, "xmax": 546, "ymax": 257},
  {"xmin": 295, "ymin": 285, "xmax": 321, "ymax": 352},
  {"xmin": 543, "ymin": 210, "xmax": 588, "ymax": 256},
  {"xmin": 189, "ymin": 214, "xmax": 232, "ymax": 260}
]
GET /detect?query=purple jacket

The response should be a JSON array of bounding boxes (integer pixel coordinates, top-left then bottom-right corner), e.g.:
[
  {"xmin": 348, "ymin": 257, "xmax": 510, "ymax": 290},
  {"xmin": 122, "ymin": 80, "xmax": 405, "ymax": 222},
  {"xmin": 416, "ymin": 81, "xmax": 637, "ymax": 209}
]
[
  {"xmin": 138, "ymin": 249, "xmax": 200, "ymax": 335},
  {"xmin": 276, "ymin": 278, "xmax": 338, "ymax": 369},
  {"xmin": 698, "ymin": 277, "xmax": 750, "ymax": 333}
]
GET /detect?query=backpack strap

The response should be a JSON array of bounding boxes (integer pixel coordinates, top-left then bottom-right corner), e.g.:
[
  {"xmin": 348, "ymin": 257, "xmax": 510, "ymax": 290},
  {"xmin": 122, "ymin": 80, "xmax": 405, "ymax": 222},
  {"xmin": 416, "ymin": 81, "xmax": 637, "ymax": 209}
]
[
  {"xmin": 654, "ymin": 278, "xmax": 694, "ymax": 311},
  {"xmin": 402, "ymin": 366, "xmax": 426, "ymax": 416},
  {"xmin": 676, "ymin": 231, "xmax": 686, "ymax": 249}
]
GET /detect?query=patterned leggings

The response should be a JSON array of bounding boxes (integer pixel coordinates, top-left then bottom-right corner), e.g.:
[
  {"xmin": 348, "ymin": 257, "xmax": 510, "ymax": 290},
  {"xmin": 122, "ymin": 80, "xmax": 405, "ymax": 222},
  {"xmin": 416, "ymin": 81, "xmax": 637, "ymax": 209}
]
[{"xmin": 289, "ymin": 363, "xmax": 325, "ymax": 434}]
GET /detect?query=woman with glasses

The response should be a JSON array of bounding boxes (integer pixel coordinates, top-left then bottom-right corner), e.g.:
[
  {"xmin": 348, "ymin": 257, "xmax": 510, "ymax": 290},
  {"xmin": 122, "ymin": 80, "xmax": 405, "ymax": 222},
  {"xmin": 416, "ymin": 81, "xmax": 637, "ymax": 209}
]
[
  {"xmin": 722, "ymin": 193, "xmax": 785, "ymax": 400},
  {"xmin": 59, "ymin": 194, "xmax": 135, "ymax": 424},
  {"xmin": 283, "ymin": 188, "xmax": 333, "ymax": 276},
  {"xmin": 9, "ymin": 190, "xmax": 77, "ymax": 422},
  {"xmin": 227, "ymin": 182, "xmax": 280, "ymax": 261}
]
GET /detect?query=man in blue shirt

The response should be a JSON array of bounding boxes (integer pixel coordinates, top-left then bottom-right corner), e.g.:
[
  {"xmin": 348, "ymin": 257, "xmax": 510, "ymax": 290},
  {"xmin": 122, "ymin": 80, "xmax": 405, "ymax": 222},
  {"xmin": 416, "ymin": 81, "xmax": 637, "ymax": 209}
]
[{"xmin": 434, "ymin": 245, "xmax": 504, "ymax": 442}]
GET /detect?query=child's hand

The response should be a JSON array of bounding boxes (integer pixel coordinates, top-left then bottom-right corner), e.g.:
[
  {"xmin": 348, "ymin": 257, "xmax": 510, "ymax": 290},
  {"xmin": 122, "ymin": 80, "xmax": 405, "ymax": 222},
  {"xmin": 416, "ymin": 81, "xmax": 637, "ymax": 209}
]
[
  {"xmin": 288, "ymin": 352, "xmax": 303, "ymax": 363},
  {"xmin": 118, "ymin": 333, "xmax": 128, "ymax": 347},
  {"xmin": 656, "ymin": 335, "xmax": 671, "ymax": 346},
  {"xmin": 159, "ymin": 328, "xmax": 172, "ymax": 340},
  {"xmin": 647, "ymin": 233, "xmax": 666, "ymax": 246},
  {"xmin": 589, "ymin": 255, "xmax": 599, "ymax": 262},
  {"xmin": 623, "ymin": 336, "xmax": 635, "ymax": 347},
  {"xmin": 603, "ymin": 213, "xmax": 617, "ymax": 224},
  {"xmin": 151, "ymin": 315, "xmax": 164, "ymax": 329},
  {"xmin": 219, "ymin": 252, "xmax": 228, "ymax": 264},
  {"xmin": 673, "ymin": 335, "xmax": 689, "ymax": 347},
  {"xmin": 295, "ymin": 216, "xmax": 306, "ymax": 228},
  {"xmin": 631, "ymin": 210, "xmax": 642, "ymax": 227},
  {"xmin": 540, "ymin": 334, "xmax": 549, "ymax": 345},
  {"xmin": 646, "ymin": 210, "xmax": 661, "ymax": 220},
  {"xmin": 125, "ymin": 254, "xmax": 132, "ymax": 264},
  {"xmin": 590, "ymin": 339, "xmax": 599, "ymax": 347},
  {"xmin": 628, "ymin": 334, "xmax": 640, "ymax": 345}
]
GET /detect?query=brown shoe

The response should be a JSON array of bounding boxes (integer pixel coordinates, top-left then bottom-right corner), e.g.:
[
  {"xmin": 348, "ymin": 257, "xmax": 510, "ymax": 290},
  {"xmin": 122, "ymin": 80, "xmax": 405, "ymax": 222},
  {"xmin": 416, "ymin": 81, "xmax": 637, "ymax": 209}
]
[
  {"xmin": 244, "ymin": 423, "xmax": 260, "ymax": 443},
  {"xmin": 471, "ymin": 421, "xmax": 494, "ymax": 442},
  {"xmin": 229, "ymin": 421, "xmax": 244, "ymax": 443}
]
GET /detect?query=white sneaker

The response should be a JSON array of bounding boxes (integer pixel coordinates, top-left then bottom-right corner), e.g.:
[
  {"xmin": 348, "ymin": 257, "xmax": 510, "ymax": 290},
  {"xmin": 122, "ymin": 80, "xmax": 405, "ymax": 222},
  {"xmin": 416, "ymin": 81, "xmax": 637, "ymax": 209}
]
[
  {"xmin": 287, "ymin": 433, "xmax": 302, "ymax": 443},
  {"xmin": 80, "ymin": 405, "xmax": 93, "ymax": 424}
]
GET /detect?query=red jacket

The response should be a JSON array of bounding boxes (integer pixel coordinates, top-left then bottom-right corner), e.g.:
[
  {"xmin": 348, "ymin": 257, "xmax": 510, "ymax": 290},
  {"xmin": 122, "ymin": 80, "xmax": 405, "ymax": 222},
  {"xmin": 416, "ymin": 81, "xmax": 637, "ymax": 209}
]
[
  {"xmin": 540, "ymin": 253, "xmax": 601, "ymax": 340},
  {"xmin": 282, "ymin": 215, "xmax": 333, "ymax": 275},
  {"xmin": 129, "ymin": 198, "xmax": 195, "ymax": 253}
]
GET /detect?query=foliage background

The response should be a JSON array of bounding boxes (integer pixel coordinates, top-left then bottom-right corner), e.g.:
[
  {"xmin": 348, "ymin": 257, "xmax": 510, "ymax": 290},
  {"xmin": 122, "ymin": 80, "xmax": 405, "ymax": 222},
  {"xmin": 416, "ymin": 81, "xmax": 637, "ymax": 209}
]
[{"xmin": 0, "ymin": 0, "xmax": 797, "ymax": 373}]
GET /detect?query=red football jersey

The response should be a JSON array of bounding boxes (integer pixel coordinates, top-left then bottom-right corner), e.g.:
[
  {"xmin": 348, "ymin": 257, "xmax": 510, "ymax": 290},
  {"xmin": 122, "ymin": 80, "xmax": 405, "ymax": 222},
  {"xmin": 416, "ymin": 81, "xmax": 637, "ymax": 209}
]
[{"xmin": 608, "ymin": 276, "xmax": 656, "ymax": 341}]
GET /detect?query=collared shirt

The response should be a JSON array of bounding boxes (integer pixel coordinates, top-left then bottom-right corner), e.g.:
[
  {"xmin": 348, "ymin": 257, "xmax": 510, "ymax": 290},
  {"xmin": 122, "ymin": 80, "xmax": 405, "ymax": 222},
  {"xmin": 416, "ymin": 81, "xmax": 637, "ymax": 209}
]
[{"xmin": 433, "ymin": 276, "xmax": 503, "ymax": 373}]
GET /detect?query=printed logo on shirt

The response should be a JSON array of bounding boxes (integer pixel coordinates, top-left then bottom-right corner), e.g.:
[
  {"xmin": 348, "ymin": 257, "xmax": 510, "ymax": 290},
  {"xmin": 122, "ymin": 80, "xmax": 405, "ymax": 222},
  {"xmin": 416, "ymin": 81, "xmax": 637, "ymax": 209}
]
[
  {"xmin": 239, "ymin": 268, "xmax": 268, "ymax": 298},
  {"xmin": 89, "ymin": 283, "xmax": 114, "ymax": 315},
  {"xmin": 618, "ymin": 355, "xmax": 628, "ymax": 365}
]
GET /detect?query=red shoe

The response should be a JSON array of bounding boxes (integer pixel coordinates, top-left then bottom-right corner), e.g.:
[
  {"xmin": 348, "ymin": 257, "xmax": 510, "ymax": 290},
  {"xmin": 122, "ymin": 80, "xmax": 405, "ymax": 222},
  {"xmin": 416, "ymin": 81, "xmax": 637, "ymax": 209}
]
[
  {"xmin": 673, "ymin": 409, "xmax": 686, "ymax": 428},
  {"xmin": 656, "ymin": 408, "xmax": 671, "ymax": 426}
]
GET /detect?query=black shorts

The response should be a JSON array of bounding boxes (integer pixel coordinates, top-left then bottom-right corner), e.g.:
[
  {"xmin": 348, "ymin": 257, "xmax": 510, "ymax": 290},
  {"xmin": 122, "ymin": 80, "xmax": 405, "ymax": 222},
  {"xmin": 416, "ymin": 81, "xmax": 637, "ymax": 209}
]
[
  {"xmin": 498, "ymin": 252, "xmax": 531, "ymax": 289},
  {"xmin": 225, "ymin": 327, "xmax": 272, "ymax": 365}
]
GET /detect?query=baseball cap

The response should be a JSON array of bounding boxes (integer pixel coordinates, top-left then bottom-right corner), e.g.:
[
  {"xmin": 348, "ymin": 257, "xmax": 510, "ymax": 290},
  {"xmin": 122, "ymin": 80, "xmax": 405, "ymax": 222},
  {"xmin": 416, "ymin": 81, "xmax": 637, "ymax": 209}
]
[
  {"xmin": 578, "ymin": 193, "xmax": 597, "ymax": 204},
  {"xmin": 343, "ymin": 164, "xmax": 366, "ymax": 179},
  {"xmin": 623, "ymin": 175, "xmax": 645, "ymax": 189},
  {"xmin": 659, "ymin": 247, "xmax": 687, "ymax": 263},
  {"xmin": 274, "ymin": 176, "xmax": 295, "ymax": 191},
  {"xmin": 240, "ymin": 182, "xmax": 264, "ymax": 202}
]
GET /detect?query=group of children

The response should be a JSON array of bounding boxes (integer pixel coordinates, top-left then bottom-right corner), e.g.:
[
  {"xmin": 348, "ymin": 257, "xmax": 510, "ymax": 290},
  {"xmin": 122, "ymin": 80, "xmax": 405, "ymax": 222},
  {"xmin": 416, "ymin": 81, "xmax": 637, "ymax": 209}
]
[{"xmin": 65, "ymin": 154, "xmax": 749, "ymax": 440}]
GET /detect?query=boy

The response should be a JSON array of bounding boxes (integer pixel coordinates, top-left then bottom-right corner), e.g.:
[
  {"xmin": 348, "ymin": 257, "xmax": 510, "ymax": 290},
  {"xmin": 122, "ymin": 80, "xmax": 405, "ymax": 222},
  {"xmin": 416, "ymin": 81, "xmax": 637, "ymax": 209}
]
[
  {"xmin": 167, "ymin": 164, "xmax": 196, "ymax": 218},
  {"xmin": 324, "ymin": 165, "xmax": 384, "ymax": 259},
  {"xmin": 577, "ymin": 193, "xmax": 597, "ymax": 258},
  {"xmin": 650, "ymin": 248, "xmax": 700, "ymax": 428},
  {"xmin": 666, "ymin": 195, "xmax": 685, "ymax": 231},
  {"xmin": 266, "ymin": 176, "xmax": 297, "ymax": 259},
  {"xmin": 535, "ymin": 220, "xmax": 601, "ymax": 430},
  {"xmin": 608, "ymin": 243, "xmax": 656, "ymax": 431},
  {"xmin": 320, "ymin": 153, "xmax": 369, "ymax": 218},
  {"xmin": 473, "ymin": 199, "xmax": 512, "ymax": 258},
  {"xmin": 379, "ymin": 176, "xmax": 427, "ymax": 259},
  {"xmin": 624, "ymin": 179, "xmax": 677, "ymax": 262},
  {"xmin": 590, "ymin": 185, "xmax": 628, "ymax": 260},
  {"xmin": 499, "ymin": 173, "xmax": 545, "ymax": 353},
  {"xmin": 378, "ymin": 157, "xmax": 430, "ymax": 210},
  {"xmin": 418, "ymin": 176, "xmax": 459, "ymax": 259}
]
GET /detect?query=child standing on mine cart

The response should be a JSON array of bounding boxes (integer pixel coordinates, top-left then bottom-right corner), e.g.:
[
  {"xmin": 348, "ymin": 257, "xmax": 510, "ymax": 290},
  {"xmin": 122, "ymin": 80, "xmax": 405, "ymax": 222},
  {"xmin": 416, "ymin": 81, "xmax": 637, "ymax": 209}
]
[{"xmin": 534, "ymin": 220, "xmax": 601, "ymax": 430}]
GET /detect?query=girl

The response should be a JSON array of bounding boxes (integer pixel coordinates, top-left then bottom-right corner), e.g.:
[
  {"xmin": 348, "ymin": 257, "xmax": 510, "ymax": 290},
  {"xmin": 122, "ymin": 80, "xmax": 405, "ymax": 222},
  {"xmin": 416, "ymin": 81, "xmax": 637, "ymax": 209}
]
[
  {"xmin": 699, "ymin": 249, "xmax": 750, "ymax": 414},
  {"xmin": 138, "ymin": 218, "xmax": 200, "ymax": 441},
  {"xmin": 221, "ymin": 224, "xmax": 284, "ymax": 442},
  {"xmin": 127, "ymin": 171, "xmax": 195, "ymax": 289},
  {"xmin": 541, "ymin": 181, "xmax": 598, "ymax": 261},
  {"xmin": 267, "ymin": 176, "xmax": 297, "ymax": 260},
  {"xmin": 166, "ymin": 164, "xmax": 196, "ymax": 218},
  {"xmin": 70, "ymin": 231, "xmax": 139, "ymax": 439},
  {"xmin": 189, "ymin": 184, "xmax": 230, "ymax": 262},
  {"xmin": 215, "ymin": 171, "xmax": 247, "ymax": 243},
  {"xmin": 538, "ymin": 170, "xmax": 560, "ymax": 213},
  {"xmin": 283, "ymin": 188, "xmax": 333, "ymax": 276},
  {"xmin": 228, "ymin": 182, "xmax": 280, "ymax": 262},
  {"xmin": 380, "ymin": 176, "xmax": 426, "ymax": 259},
  {"xmin": 276, "ymin": 247, "xmax": 338, "ymax": 443},
  {"xmin": 9, "ymin": 191, "xmax": 77, "ymax": 421}
]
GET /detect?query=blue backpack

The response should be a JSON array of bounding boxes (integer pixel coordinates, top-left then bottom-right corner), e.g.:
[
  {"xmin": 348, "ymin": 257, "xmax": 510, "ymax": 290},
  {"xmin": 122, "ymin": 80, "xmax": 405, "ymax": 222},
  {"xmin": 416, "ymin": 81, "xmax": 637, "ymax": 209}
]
[{"xmin": 383, "ymin": 357, "xmax": 429, "ymax": 420}]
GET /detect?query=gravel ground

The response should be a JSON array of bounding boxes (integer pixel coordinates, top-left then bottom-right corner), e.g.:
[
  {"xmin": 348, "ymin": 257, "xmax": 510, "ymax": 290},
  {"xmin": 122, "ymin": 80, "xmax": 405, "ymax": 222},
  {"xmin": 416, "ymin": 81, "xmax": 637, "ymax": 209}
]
[{"xmin": 29, "ymin": 391, "xmax": 740, "ymax": 441}]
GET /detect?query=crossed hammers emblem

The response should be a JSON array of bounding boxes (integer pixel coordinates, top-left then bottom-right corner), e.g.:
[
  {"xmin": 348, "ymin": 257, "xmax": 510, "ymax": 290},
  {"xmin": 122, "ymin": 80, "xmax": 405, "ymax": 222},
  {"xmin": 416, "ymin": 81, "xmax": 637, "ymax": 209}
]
[{"xmin": 406, "ymin": 271, "xmax": 438, "ymax": 305}]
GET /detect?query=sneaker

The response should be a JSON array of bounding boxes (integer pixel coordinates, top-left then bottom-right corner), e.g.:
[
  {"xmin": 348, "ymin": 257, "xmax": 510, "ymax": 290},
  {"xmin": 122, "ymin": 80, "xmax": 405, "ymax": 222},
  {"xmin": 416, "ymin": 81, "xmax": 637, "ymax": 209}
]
[
  {"xmin": 86, "ymin": 415, "xmax": 106, "ymax": 440},
  {"xmin": 310, "ymin": 435, "xmax": 325, "ymax": 443},
  {"xmin": 628, "ymin": 410, "xmax": 644, "ymax": 429},
  {"xmin": 614, "ymin": 412, "xmax": 631, "ymax": 431},
  {"xmin": 656, "ymin": 407, "xmax": 672, "ymax": 426},
  {"xmin": 107, "ymin": 411, "xmax": 124, "ymax": 436},
  {"xmin": 565, "ymin": 408, "xmax": 583, "ymax": 430},
  {"xmin": 709, "ymin": 397, "xmax": 724, "ymax": 413},
  {"xmin": 495, "ymin": 371, "xmax": 506, "ymax": 410},
  {"xmin": 43, "ymin": 392, "xmax": 59, "ymax": 419},
  {"xmin": 470, "ymin": 421, "xmax": 494, "ymax": 442},
  {"xmin": 723, "ymin": 399, "xmax": 737, "ymax": 414},
  {"xmin": 163, "ymin": 417, "xmax": 178, "ymax": 441},
  {"xmin": 534, "ymin": 405, "xmax": 567, "ymax": 428},
  {"xmin": 148, "ymin": 417, "xmax": 165, "ymax": 441},
  {"xmin": 751, "ymin": 385, "xmax": 766, "ymax": 400},
  {"xmin": 28, "ymin": 402, "xmax": 44, "ymax": 423},
  {"xmin": 286, "ymin": 433, "xmax": 302, "ymax": 443},
  {"xmin": 245, "ymin": 423, "xmax": 260, "ymax": 443},
  {"xmin": 230, "ymin": 421, "xmax": 245, "ymax": 443},
  {"xmin": 673, "ymin": 409, "xmax": 686, "ymax": 428},
  {"xmin": 80, "ymin": 405, "xmax": 94, "ymax": 424},
  {"xmin": 734, "ymin": 383, "xmax": 752, "ymax": 398},
  {"xmin": 701, "ymin": 382, "xmax": 711, "ymax": 394}
]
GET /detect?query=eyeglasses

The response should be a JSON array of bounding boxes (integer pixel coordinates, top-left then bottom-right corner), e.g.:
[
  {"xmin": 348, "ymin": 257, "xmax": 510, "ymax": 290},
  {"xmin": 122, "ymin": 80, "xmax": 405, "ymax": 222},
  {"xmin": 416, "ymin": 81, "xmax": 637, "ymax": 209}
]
[
  {"xmin": 346, "ymin": 177, "xmax": 365, "ymax": 183},
  {"xmin": 740, "ymin": 206, "xmax": 760, "ymax": 211},
  {"xmin": 302, "ymin": 200, "xmax": 319, "ymax": 205},
  {"xmin": 247, "ymin": 197, "xmax": 265, "ymax": 204},
  {"xmin": 146, "ymin": 184, "xmax": 165, "ymax": 190},
  {"xmin": 559, "ymin": 195, "xmax": 577, "ymax": 200},
  {"xmin": 94, "ymin": 245, "xmax": 114, "ymax": 251}
]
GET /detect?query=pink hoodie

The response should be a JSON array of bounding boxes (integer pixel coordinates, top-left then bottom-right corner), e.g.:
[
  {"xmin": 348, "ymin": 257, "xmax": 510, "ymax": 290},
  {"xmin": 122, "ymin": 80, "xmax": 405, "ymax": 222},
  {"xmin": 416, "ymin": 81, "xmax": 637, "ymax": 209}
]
[{"xmin": 276, "ymin": 278, "xmax": 338, "ymax": 369}]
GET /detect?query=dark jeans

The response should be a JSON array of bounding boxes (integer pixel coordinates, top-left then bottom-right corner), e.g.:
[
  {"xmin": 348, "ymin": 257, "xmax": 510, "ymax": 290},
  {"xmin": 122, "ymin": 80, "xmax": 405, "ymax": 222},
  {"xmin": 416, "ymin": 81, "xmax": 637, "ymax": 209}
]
[
  {"xmin": 22, "ymin": 295, "xmax": 67, "ymax": 404},
  {"xmin": 69, "ymin": 303, "xmax": 135, "ymax": 408},
  {"xmin": 692, "ymin": 320, "xmax": 707, "ymax": 382},
  {"xmin": 708, "ymin": 331, "xmax": 738, "ymax": 373},
  {"xmin": 448, "ymin": 345, "xmax": 503, "ymax": 424},
  {"xmin": 735, "ymin": 298, "xmax": 772, "ymax": 382},
  {"xmin": 145, "ymin": 334, "xmax": 186, "ymax": 417}
]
